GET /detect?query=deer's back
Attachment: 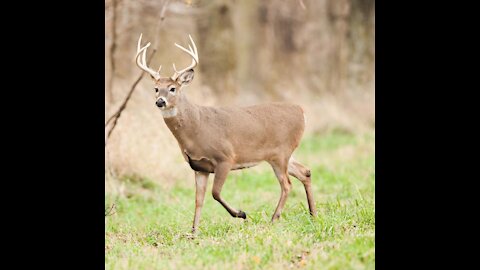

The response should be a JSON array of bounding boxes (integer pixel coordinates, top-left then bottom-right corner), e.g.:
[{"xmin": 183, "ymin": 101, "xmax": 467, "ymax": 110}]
[{"xmin": 197, "ymin": 102, "xmax": 305, "ymax": 163}]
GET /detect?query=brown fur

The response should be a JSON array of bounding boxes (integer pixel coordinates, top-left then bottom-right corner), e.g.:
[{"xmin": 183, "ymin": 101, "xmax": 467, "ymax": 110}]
[
  {"xmin": 163, "ymin": 97, "xmax": 305, "ymax": 167},
  {"xmin": 136, "ymin": 35, "xmax": 316, "ymax": 234},
  {"xmin": 156, "ymin": 83, "xmax": 317, "ymax": 233}
]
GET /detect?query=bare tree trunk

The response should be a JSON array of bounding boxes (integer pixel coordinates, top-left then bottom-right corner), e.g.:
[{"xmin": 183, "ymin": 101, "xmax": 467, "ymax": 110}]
[
  {"xmin": 195, "ymin": 0, "xmax": 235, "ymax": 100},
  {"xmin": 107, "ymin": 0, "xmax": 118, "ymax": 104},
  {"xmin": 232, "ymin": 0, "xmax": 261, "ymax": 96},
  {"xmin": 327, "ymin": 0, "xmax": 350, "ymax": 93},
  {"xmin": 105, "ymin": 0, "xmax": 171, "ymax": 147}
]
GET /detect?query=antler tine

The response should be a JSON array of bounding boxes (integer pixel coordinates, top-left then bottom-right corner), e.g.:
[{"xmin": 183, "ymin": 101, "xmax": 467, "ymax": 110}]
[
  {"xmin": 136, "ymin": 34, "xmax": 152, "ymax": 65},
  {"xmin": 136, "ymin": 43, "xmax": 151, "ymax": 69},
  {"xmin": 189, "ymin": 34, "xmax": 199, "ymax": 62},
  {"xmin": 171, "ymin": 34, "xmax": 199, "ymax": 80},
  {"xmin": 135, "ymin": 33, "xmax": 161, "ymax": 80},
  {"xmin": 174, "ymin": 43, "xmax": 197, "ymax": 60},
  {"xmin": 137, "ymin": 33, "xmax": 144, "ymax": 53},
  {"xmin": 141, "ymin": 45, "xmax": 149, "ymax": 71}
]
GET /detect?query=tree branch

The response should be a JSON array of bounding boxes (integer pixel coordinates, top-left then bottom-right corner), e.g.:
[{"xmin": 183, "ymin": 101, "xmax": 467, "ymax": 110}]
[
  {"xmin": 105, "ymin": 203, "xmax": 116, "ymax": 217},
  {"xmin": 107, "ymin": 0, "xmax": 118, "ymax": 103},
  {"xmin": 105, "ymin": 50, "xmax": 156, "ymax": 146},
  {"xmin": 298, "ymin": 0, "xmax": 306, "ymax": 10},
  {"xmin": 105, "ymin": 0, "xmax": 170, "ymax": 147},
  {"xmin": 160, "ymin": 0, "xmax": 171, "ymax": 22}
]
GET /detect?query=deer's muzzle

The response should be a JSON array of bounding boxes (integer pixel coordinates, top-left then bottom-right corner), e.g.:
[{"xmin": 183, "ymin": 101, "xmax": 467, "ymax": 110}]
[{"xmin": 156, "ymin": 97, "xmax": 166, "ymax": 108}]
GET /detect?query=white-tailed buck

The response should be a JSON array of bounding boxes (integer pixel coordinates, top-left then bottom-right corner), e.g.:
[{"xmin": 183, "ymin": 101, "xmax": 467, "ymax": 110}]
[{"xmin": 135, "ymin": 34, "xmax": 316, "ymax": 233}]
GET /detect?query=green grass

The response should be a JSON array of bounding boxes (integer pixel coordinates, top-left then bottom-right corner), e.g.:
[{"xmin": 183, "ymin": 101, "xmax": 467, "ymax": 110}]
[{"xmin": 105, "ymin": 130, "xmax": 375, "ymax": 269}]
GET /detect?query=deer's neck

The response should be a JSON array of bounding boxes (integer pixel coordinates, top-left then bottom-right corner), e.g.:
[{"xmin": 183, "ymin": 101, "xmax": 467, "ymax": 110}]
[{"xmin": 163, "ymin": 96, "xmax": 200, "ymax": 145}]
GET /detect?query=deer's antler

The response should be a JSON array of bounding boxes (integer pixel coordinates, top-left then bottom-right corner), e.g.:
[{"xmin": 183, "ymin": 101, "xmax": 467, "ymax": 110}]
[
  {"xmin": 171, "ymin": 35, "xmax": 199, "ymax": 81},
  {"xmin": 135, "ymin": 33, "xmax": 161, "ymax": 80}
]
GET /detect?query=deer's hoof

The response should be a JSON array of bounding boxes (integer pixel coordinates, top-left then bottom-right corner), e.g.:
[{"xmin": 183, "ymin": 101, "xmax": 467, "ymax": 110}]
[{"xmin": 237, "ymin": 210, "xmax": 247, "ymax": 219}]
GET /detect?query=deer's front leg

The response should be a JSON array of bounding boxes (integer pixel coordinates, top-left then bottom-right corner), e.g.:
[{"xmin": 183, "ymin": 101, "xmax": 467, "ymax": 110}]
[
  {"xmin": 270, "ymin": 159, "xmax": 292, "ymax": 222},
  {"xmin": 212, "ymin": 162, "xmax": 247, "ymax": 219},
  {"xmin": 192, "ymin": 171, "xmax": 209, "ymax": 234}
]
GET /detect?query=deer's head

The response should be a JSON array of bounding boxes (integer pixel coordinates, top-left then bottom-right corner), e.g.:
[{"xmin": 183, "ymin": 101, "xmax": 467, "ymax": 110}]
[{"xmin": 135, "ymin": 34, "xmax": 198, "ymax": 113}]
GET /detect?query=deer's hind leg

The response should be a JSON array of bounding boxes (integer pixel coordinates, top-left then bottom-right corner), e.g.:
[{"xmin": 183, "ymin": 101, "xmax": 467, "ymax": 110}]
[{"xmin": 288, "ymin": 157, "xmax": 317, "ymax": 217}]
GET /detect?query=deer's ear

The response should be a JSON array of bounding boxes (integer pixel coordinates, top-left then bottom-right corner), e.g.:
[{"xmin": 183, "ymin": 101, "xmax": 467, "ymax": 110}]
[{"xmin": 176, "ymin": 69, "xmax": 194, "ymax": 86}]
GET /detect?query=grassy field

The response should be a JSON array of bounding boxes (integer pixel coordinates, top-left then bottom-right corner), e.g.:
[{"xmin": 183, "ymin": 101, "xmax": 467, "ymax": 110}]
[{"xmin": 105, "ymin": 130, "xmax": 375, "ymax": 269}]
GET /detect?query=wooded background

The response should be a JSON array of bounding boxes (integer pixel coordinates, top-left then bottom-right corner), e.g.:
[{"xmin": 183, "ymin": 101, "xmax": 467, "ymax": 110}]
[{"xmin": 105, "ymin": 0, "xmax": 375, "ymax": 185}]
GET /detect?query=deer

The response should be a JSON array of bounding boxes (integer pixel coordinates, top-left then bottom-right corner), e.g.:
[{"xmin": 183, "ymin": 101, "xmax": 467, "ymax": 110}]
[{"xmin": 135, "ymin": 34, "xmax": 317, "ymax": 234}]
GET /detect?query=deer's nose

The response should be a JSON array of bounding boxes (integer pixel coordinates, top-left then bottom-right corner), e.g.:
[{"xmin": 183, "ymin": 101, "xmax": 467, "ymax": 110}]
[{"xmin": 156, "ymin": 98, "xmax": 166, "ymax": 108}]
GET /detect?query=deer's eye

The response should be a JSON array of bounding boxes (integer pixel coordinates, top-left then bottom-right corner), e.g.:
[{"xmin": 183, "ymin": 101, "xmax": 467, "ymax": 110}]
[
  {"xmin": 155, "ymin": 88, "xmax": 159, "ymax": 93},
  {"xmin": 169, "ymin": 87, "xmax": 176, "ymax": 93}
]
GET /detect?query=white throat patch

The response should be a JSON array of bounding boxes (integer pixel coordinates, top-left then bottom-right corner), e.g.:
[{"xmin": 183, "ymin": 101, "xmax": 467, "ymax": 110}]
[{"xmin": 161, "ymin": 107, "xmax": 178, "ymax": 118}]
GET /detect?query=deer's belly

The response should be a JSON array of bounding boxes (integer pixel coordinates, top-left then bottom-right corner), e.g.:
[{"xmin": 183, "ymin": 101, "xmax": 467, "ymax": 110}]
[
  {"xmin": 186, "ymin": 155, "xmax": 215, "ymax": 173},
  {"xmin": 231, "ymin": 162, "xmax": 260, "ymax": 170},
  {"xmin": 183, "ymin": 148, "xmax": 260, "ymax": 173}
]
